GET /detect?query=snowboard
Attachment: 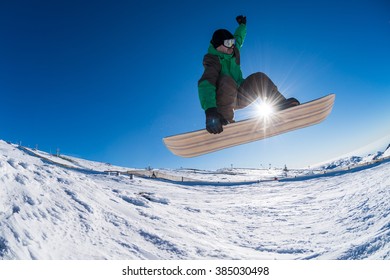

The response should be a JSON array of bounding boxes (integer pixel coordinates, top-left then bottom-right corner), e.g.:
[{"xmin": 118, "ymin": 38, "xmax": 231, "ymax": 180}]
[{"xmin": 163, "ymin": 94, "xmax": 335, "ymax": 157}]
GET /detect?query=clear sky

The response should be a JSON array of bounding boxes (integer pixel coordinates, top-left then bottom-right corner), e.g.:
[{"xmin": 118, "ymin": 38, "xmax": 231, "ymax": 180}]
[{"xmin": 1, "ymin": 0, "xmax": 389, "ymax": 170}]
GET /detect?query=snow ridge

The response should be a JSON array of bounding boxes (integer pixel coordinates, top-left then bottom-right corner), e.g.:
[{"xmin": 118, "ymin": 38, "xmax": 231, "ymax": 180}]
[{"xmin": 0, "ymin": 140, "xmax": 389, "ymax": 259}]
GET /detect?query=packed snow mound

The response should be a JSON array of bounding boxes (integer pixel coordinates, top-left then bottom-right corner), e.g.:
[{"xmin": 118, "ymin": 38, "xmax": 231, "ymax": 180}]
[
  {"xmin": 317, "ymin": 144, "xmax": 390, "ymax": 170},
  {"xmin": 321, "ymin": 155, "xmax": 364, "ymax": 170},
  {"xmin": 320, "ymin": 152, "xmax": 383, "ymax": 170},
  {"xmin": 383, "ymin": 143, "xmax": 390, "ymax": 158},
  {"xmin": 0, "ymin": 140, "xmax": 390, "ymax": 260}
]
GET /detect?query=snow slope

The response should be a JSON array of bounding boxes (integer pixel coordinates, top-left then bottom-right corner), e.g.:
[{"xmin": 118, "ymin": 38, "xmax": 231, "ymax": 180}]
[{"xmin": 0, "ymin": 140, "xmax": 389, "ymax": 259}]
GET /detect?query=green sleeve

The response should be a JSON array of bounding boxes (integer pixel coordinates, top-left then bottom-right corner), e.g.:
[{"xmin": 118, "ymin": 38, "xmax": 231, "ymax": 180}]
[
  {"xmin": 198, "ymin": 80, "xmax": 217, "ymax": 110},
  {"xmin": 198, "ymin": 54, "xmax": 221, "ymax": 110},
  {"xmin": 234, "ymin": 24, "xmax": 246, "ymax": 49}
]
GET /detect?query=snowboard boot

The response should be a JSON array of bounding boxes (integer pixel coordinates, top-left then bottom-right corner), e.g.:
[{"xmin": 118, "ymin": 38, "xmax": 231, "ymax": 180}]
[{"xmin": 275, "ymin": 97, "xmax": 300, "ymax": 111}]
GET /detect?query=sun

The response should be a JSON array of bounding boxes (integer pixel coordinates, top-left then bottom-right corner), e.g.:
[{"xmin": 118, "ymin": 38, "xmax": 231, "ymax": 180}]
[{"xmin": 255, "ymin": 102, "xmax": 275, "ymax": 118}]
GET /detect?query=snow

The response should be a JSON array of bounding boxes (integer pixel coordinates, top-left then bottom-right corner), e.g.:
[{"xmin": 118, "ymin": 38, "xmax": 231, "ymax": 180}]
[
  {"xmin": 383, "ymin": 144, "xmax": 390, "ymax": 158},
  {"xmin": 0, "ymin": 139, "xmax": 390, "ymax": 260}
]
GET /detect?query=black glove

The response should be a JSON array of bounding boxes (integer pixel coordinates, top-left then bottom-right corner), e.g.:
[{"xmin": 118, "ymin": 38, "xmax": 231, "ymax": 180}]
[
  {"xmin": 236, "ymin": 15, "xmax": 247, "ymax": 25},
  {"xmin": 205, "ymin": 108, "xmax": 228, "ymax": 134}
]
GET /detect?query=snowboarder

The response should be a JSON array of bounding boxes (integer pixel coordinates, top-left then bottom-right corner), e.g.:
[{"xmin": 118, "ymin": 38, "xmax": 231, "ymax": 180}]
[{"xmin": 198, "ymin": 15, "xmax": 300, "ymax": 134}]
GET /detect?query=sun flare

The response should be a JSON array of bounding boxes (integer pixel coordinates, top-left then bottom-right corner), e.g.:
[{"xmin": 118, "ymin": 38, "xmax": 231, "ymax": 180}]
[{"xmin": 255, "ymin": 102, "xmax": 274, "ymax": 118}]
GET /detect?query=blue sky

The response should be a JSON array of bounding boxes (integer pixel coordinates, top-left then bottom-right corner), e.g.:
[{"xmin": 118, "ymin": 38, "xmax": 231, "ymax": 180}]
[{"xmin": 1, "ymin": 0, "xmax": 389, "ymax": 170}]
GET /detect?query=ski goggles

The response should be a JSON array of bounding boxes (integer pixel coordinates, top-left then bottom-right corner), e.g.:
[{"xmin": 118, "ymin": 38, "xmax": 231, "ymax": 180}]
[{"xmin": 223, "ymin": 38, "xmax": 236, "ymax": 48}]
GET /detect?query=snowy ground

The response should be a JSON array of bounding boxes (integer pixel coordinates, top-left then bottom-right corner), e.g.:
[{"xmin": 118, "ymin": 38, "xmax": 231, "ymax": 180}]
[{"xmin": 0, "ymin": 140, "xmax": 389, "ymax": 259}]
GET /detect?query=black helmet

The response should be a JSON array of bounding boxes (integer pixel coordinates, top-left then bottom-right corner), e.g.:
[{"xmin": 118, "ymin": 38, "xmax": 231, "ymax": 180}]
[{"xmin": 211, "ymin": 29, "xmax": 234, "ymax": 48}]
